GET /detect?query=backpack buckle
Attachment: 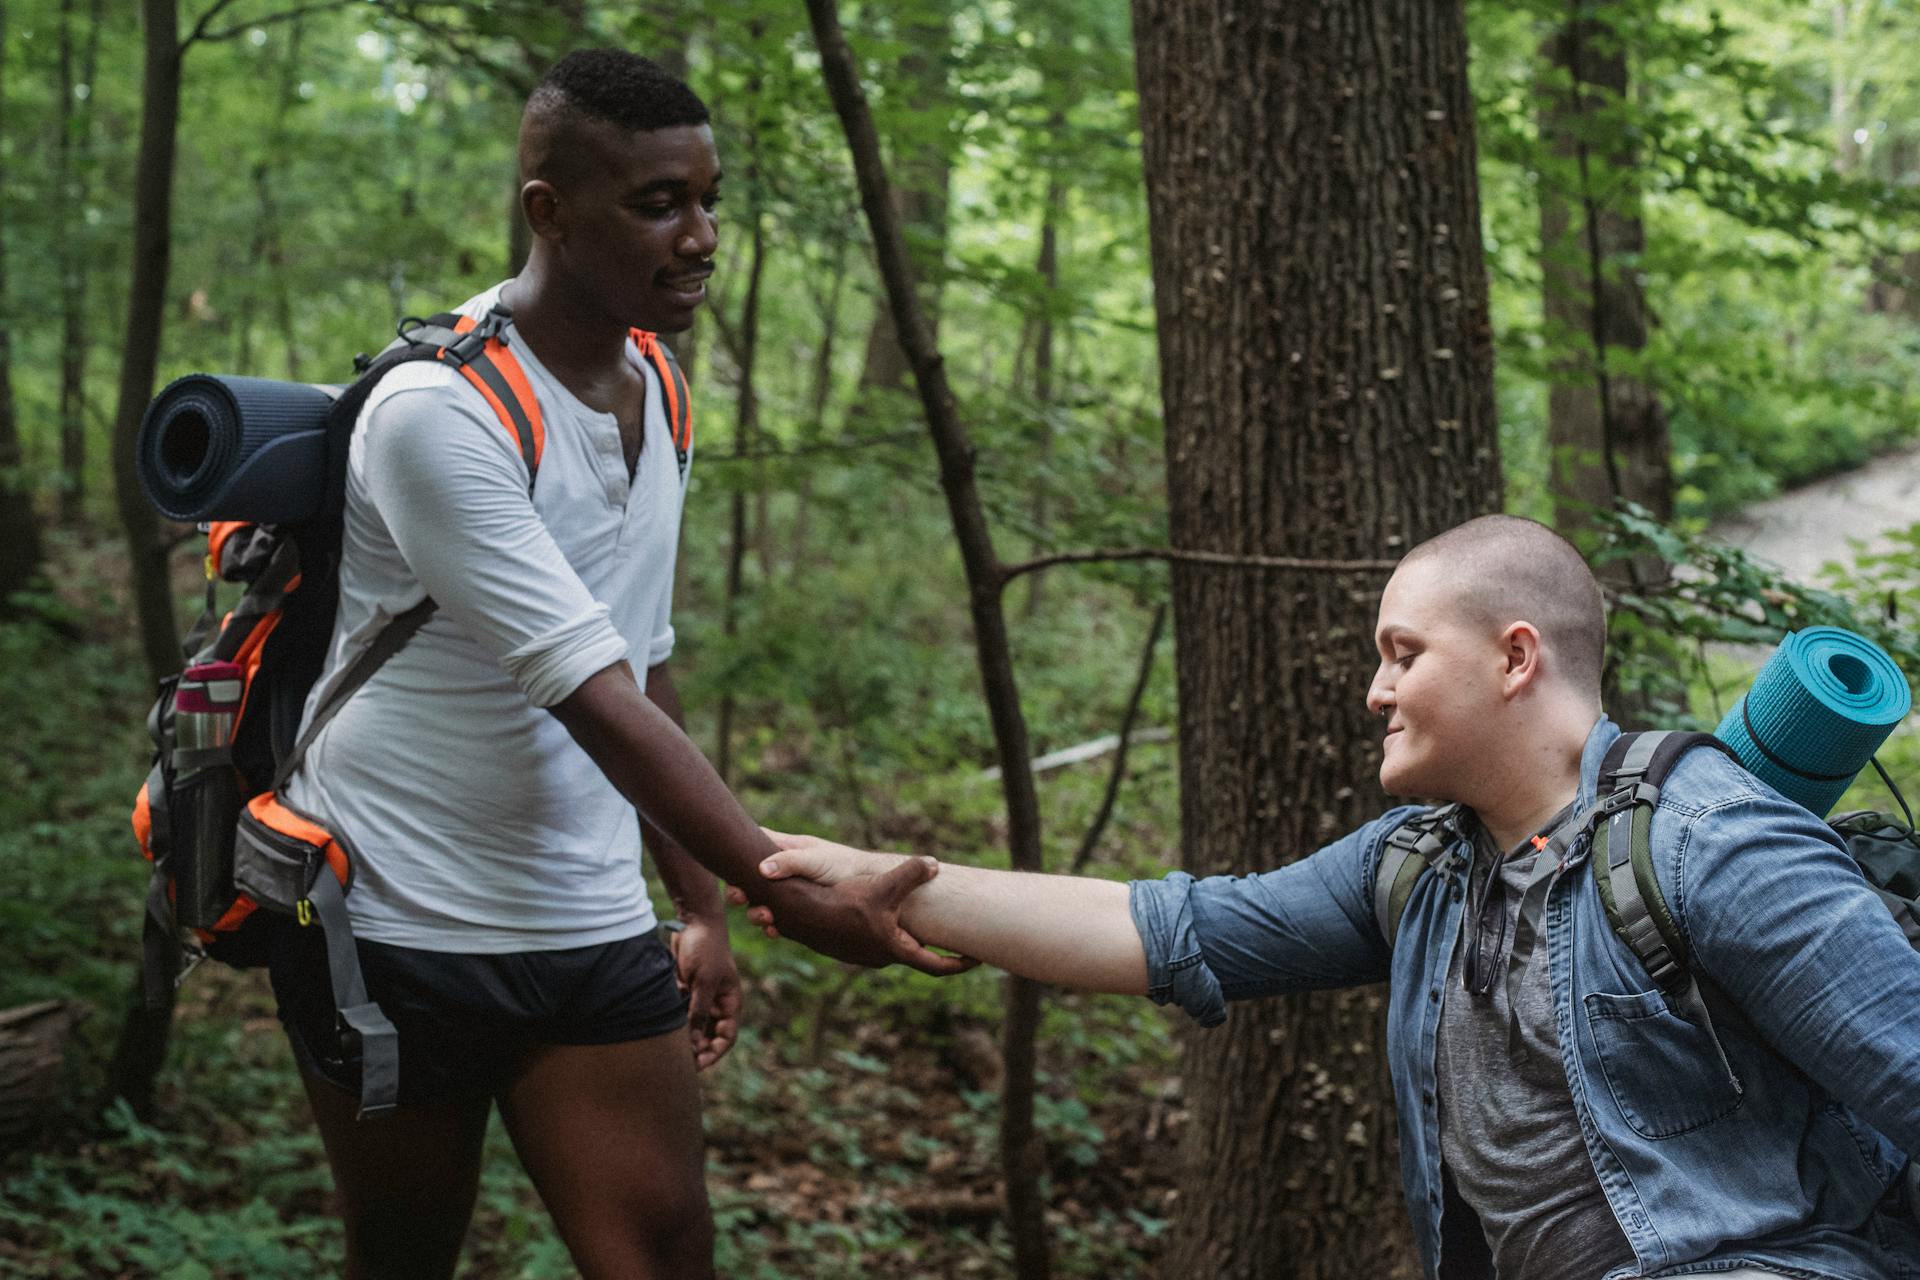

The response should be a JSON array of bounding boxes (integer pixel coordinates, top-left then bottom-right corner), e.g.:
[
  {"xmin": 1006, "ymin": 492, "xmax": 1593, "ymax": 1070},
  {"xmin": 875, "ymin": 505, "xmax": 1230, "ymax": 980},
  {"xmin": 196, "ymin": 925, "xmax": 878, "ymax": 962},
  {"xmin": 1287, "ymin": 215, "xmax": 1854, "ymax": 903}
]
[
  {"xmin": 444, "ymin": 329, "xmax": 489, "ymax": 364},
  {"xmin": 1599, "ymin": 780, "xmax": 1659, "ymax": 818}
]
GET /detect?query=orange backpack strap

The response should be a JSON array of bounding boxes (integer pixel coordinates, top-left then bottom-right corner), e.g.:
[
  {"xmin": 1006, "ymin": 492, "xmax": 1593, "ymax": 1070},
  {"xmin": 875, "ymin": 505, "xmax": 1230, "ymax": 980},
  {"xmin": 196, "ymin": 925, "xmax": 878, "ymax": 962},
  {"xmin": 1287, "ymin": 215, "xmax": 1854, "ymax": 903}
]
[
  {"xmin": 632, "ymin": 329, "xmax": 692, "ymax": 479},
  {"xmin": 436, "ymin": 309, "xmax": 545, "ymax": 492}
]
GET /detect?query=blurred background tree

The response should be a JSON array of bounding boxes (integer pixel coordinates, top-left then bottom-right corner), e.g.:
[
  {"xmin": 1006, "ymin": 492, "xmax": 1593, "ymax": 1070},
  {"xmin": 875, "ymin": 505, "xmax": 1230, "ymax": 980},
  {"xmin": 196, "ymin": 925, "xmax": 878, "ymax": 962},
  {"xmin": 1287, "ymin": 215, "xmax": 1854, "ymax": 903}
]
[{"xmin": 0, "ymin": 0, "xmax": 1914, "ymax": 1274}]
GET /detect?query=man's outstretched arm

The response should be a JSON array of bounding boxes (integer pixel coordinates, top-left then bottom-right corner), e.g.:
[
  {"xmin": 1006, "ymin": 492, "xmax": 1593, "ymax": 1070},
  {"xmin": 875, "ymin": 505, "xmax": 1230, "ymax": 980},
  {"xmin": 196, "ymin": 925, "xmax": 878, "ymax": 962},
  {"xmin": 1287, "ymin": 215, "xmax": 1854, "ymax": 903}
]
[
  {"xmin": 551, "ymin": 662, "xmax": 971, "ymax": 976},
  {"xmin": 744, "ymin": 831, "xmax": 1149, "ymax": 995}
]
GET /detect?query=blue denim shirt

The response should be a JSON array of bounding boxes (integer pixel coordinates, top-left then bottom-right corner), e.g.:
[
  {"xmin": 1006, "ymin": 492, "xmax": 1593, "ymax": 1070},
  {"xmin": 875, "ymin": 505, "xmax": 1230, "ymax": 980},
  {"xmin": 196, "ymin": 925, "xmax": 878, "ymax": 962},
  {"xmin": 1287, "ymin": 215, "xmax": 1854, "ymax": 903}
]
[{"xmin": 1130, "ymin": 716, "xmax": 1920, "ymax": 1279}]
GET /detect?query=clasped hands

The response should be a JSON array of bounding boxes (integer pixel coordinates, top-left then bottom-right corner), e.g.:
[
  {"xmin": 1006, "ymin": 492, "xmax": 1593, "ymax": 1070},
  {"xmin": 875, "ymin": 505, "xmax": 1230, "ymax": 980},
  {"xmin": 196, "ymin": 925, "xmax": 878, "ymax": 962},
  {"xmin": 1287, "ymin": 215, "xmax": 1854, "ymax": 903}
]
[{"xmin": 722, "ymin": 830, "xmax": 975, "ymax": 976}]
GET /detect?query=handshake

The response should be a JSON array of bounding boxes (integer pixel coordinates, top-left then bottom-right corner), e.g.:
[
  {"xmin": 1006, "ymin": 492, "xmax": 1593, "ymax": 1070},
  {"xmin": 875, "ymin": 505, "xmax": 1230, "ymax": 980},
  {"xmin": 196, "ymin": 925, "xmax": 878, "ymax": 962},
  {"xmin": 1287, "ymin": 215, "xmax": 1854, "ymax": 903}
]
[
  {"xmin": 722, "ymin": 830, "xmax": 1150, "ymax": 997},
  {"xmin": 724, "ymin": 831, "xmax": 975, "ymax": 975}
]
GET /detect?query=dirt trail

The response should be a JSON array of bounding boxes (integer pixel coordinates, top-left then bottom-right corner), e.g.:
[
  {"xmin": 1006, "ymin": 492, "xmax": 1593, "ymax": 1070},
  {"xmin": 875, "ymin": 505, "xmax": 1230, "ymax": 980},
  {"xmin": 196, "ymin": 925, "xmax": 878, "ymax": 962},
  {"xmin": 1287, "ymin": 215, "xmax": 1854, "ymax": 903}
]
[{"xmin": 1710, "ymin": 442, "xmax": 1920, "ymax": 584}]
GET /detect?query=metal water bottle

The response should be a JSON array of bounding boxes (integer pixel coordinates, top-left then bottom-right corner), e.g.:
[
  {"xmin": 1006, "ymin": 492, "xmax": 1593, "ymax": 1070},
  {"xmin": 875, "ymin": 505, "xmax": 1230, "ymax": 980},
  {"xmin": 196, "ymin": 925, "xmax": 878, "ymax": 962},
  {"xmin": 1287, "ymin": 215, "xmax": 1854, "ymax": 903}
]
[{"xmin": 172, "ymin": 660, "xmax": 243, "ymax": 929}]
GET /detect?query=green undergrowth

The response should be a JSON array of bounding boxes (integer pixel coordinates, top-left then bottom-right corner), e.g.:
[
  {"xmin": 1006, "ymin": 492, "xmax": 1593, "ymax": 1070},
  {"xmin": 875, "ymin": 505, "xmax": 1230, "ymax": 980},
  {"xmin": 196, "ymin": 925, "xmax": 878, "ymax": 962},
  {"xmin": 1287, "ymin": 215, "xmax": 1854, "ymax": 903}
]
[
  {"xmin": 1, "ymin": 531, "xmax": 1183, "ymax": 1278},
  {"xmin": 6, "ymin": 513, "xmax": 1915, "ymax": 1276}
]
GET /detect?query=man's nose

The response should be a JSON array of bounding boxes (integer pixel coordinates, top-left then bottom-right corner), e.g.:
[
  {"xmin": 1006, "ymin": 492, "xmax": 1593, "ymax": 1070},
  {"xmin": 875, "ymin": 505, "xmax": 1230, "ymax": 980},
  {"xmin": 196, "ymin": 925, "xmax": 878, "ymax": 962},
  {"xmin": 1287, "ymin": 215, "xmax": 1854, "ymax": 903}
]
[{"xmin": 679, "ymin": 208, "xmax": 718, "ymax": 259}]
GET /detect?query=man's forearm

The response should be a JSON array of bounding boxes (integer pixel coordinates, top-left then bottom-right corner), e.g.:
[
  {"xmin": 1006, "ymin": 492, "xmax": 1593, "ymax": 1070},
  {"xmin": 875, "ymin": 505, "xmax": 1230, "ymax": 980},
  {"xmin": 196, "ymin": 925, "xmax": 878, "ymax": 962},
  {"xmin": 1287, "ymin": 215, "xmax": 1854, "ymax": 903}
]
[
  {"xmin": 638, "ymin": 663, "xmax": 724, "ymax": 920},
  {"xmin": 552, "ymin": 661, "xmax": 784, "ymax": 900}
]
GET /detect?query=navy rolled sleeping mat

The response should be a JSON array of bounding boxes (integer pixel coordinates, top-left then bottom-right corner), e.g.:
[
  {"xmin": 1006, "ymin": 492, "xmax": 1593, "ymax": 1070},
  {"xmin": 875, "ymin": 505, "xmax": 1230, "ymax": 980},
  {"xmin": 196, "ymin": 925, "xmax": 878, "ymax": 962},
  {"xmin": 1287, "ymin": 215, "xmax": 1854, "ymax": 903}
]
[{"xmin": 137, "ymin": 375, "xmax": 341, "ymax": 524}]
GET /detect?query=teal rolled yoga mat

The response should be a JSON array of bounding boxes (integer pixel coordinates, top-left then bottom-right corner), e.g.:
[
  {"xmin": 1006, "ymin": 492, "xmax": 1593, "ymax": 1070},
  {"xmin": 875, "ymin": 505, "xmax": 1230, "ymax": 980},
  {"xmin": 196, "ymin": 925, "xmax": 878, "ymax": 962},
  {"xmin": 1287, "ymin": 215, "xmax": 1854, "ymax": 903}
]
[{"xmin": 1717, "ymin": 627, "xmax": 1911, "ymax": 817}]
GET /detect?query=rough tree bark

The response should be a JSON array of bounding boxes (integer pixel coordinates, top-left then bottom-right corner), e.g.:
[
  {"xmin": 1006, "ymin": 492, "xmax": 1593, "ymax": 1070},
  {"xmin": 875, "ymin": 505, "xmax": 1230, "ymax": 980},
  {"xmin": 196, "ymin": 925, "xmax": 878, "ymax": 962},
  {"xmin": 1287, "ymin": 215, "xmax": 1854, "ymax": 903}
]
[
  {"xmin": 1131, "ymin": 2, "xmax": 1502, "ymax": 1276},
  {"xmin": 0, "ymin": 0, "xmax": 44, "ymax": 608},
  {"xmin": 805, "ymin": 3, "xmax": 1052, "ymax": 1275},
  {"xmin": 1539, "ymin": 2, "xmax": 1672, "ymax": 543}
]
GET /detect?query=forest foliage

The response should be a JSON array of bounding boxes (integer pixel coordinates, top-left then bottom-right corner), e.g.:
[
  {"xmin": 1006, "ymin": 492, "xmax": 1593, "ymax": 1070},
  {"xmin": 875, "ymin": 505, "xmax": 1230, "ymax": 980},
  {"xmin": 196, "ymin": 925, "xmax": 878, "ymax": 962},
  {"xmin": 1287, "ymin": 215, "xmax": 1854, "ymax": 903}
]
[{"xmin": 1, "ymin": 0, "xmax": 1917, "ymax": 1274}]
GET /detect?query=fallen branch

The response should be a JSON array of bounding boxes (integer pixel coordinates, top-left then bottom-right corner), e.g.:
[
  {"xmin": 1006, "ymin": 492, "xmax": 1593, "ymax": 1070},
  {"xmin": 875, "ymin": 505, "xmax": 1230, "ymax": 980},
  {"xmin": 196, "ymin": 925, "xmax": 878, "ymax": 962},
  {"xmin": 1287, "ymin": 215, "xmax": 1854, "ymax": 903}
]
[{"xmin": 982, "ymin": 726, "xmax": 1174, "ymax": 780}]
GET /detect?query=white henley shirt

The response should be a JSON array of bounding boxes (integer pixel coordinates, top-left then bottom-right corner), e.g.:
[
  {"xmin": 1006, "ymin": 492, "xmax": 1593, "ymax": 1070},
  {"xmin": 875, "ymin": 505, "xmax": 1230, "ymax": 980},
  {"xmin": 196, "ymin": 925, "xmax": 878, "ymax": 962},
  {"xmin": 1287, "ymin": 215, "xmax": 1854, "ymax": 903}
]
[{"xmin": 283, "ymin": 283, "xmax": 688, "ymax": 951}]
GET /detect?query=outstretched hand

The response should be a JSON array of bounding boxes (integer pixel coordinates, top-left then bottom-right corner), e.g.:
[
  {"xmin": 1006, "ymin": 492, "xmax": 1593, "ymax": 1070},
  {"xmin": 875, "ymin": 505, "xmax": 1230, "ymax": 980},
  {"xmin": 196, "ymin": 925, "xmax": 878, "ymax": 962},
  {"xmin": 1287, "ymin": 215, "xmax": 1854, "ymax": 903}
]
[{"xmin": 726, "ymin": 830, "xmax": 976, "ymax": 977}]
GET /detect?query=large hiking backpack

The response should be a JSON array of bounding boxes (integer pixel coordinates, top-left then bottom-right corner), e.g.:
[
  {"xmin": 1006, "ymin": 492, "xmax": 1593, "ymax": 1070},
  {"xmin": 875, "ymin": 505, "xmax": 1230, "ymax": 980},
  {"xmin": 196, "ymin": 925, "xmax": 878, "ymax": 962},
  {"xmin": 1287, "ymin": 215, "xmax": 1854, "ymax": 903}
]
[
  {"xmin": 1372, "ymin": 729, "xmax": 1919, "ymax": 985},
  {"xmin": 1373, "ymin": 730, "xmax": 1920, "ymax": 1201},
  {"xmin": 131, "ymin": 306, "xmax": 692, "ymax": 1118}
]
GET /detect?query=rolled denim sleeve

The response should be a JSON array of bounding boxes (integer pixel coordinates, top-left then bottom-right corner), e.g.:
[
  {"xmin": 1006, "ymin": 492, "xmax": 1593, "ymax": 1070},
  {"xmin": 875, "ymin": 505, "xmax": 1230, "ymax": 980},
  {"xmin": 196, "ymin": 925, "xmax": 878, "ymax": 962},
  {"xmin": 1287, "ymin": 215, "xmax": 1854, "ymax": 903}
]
[
  {"xmin": 1131, "ymin": 873, "xmax": 1229, "ymax": 1026},
  {"xmin": 1130, "ymin": 815, "xmax": 1405, "ymax": 1026}
]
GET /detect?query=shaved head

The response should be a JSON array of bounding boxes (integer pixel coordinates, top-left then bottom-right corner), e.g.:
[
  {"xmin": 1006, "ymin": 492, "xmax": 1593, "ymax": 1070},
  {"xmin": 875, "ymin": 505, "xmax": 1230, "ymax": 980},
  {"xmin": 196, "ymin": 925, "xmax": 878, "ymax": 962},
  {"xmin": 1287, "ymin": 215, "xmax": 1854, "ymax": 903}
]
[
  {"xmin": 519, "ymin": 49, "xmax": 709, "ymax": 191},
  {"xmin": 1397, "ymin": 515, "xmax": 1606, "ymax": 700}
]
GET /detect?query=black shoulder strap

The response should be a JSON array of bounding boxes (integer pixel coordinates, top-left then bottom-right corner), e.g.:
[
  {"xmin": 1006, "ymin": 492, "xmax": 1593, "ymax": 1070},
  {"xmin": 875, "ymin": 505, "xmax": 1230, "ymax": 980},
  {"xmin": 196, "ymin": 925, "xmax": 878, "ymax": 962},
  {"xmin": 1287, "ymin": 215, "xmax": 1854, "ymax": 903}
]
[{"xmin": 1373, "ymin": 803, "xmax": 1463, "ymax": 947}]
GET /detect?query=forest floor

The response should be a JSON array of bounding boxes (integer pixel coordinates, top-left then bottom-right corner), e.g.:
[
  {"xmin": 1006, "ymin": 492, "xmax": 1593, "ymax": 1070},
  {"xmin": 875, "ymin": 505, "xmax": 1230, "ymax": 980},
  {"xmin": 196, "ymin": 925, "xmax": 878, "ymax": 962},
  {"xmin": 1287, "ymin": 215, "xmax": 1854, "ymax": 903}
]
[
  {"xmin": 0, "ymin": 529, "xmax": 1187, "ymax": 1279},
  {"xmin": 5, "ymin": 453, "xmax": 1917, "ymax": 1279}
]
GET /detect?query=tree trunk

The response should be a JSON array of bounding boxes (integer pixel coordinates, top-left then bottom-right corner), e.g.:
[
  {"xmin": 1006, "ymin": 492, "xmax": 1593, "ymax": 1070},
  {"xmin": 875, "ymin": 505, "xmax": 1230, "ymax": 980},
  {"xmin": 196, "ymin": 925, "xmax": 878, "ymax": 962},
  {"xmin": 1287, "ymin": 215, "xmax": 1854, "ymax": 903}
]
[
  {"xmin": 1132, "ymin": 2, "xmax": 1501, "ymax": 1276},
  {"xmin": 715, "ymin": 206, "xmax": 765, "ymax": 786},
  {"xmin": 1865, "ymin": 138, "xmax": 1920, "ymax": 321},
  {"xmin": 1024, "ymin": 159, "xmax": 1064, "ymax": 621},
  {"xmin": 56, "ymin": 0, "xmax": 105, "ymax": 524},
  {"xmin": 112, "ymin": 0, "xmax": 186, "ymax": 684},
  {"xmin": 1539, "ymin": 2, "xmax": 1672, "ymax": 724},
  {"xmin": 104, "ymin": 0, "xmax": 189, "ymax": 1115},
  {"xmin": 0, "ymin": 0, "xmax": 45, "ymax": 608},
  {"xmin": 236, "ymin": 20, "xmax": 305, "ymax": 379},
  {"xmin": 789, "ymin": 242, "xmax": 849, "ymax": 584},
  {"xmin": 852, "ymin": 2, "xmax": 953, "ymax": 404},
  {"xmin": 1539, "ymin": 2, "xmax": 1672, "ymax": 545},
  {"xmin": 805, "ymin": 4, "xmax": 1051, "ymax": 1275}
]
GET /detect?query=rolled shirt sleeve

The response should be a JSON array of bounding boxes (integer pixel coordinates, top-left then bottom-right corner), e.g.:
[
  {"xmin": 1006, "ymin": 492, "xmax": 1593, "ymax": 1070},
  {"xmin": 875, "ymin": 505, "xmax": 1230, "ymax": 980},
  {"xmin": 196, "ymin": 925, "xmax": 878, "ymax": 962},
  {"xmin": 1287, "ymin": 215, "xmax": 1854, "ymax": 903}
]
[
  {"xmin": 1130, "ymin": 811, "xmax": 1413, "ymax": 1025},
  {"xmin": 1130, "ymin": 874, "xmax": 1230, "ymax": 1026},
  {"xmin": 360, "ymin": 382, "xmax": 628, "ymax": 708}
]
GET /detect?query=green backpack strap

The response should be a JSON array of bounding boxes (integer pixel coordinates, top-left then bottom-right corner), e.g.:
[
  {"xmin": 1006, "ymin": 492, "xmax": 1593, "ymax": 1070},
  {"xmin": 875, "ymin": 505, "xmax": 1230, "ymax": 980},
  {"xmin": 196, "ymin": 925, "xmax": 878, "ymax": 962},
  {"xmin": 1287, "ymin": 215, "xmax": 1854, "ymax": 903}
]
[
  {"xmin": 1373, "ymin": 803, "xmax": 1463, "ymax": 948},
  {"xmin": 1589, "ymin": 730, "xmax": 1745, "ymax": 1078},
  {"xmin": 1589, "ymin": 730, "xmax": 1738, "ymax": 991}
]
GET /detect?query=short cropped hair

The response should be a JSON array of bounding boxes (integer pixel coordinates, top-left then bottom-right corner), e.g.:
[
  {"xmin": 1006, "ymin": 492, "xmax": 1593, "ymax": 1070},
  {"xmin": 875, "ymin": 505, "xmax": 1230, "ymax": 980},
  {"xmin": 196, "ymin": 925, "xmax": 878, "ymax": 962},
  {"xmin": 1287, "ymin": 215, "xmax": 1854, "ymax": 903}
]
[
  {"xmin": 519, "ymin": 50, "xmax": 709, "ymax": 188},
  {"xmin": 1399, "ymin": 515, "xmax": 1607, "ymax": 700}
]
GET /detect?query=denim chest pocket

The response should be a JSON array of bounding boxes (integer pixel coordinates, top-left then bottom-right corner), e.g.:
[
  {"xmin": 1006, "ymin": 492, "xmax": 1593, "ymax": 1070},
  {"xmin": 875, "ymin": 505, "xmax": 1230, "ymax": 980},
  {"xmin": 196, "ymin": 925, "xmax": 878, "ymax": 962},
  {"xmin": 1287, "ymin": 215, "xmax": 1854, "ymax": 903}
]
[{"xmin": 1583, "ymin": 989, "xmax": 1744, "ymax": 1139}]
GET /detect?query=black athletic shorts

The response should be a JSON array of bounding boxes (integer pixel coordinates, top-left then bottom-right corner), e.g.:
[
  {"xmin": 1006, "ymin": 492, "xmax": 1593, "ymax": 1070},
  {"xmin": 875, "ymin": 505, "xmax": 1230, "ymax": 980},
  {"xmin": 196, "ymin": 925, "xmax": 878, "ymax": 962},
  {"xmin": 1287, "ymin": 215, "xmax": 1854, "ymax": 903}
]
[{"xmin": 267, "ymin": 923, "xmax": 688, "ymax": 1110}]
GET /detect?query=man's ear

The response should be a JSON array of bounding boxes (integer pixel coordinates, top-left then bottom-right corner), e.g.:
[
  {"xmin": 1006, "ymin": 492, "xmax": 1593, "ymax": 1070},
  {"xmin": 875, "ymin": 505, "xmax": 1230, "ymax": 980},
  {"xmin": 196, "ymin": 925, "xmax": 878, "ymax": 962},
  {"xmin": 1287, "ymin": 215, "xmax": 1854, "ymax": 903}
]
[
  {"xmin": 522, "ymin": 180, "xmax": 564, "ymax": 241},
  {"xmin": 1501, "ymin": 621, "xmax": 1544, "ymax": 699}
]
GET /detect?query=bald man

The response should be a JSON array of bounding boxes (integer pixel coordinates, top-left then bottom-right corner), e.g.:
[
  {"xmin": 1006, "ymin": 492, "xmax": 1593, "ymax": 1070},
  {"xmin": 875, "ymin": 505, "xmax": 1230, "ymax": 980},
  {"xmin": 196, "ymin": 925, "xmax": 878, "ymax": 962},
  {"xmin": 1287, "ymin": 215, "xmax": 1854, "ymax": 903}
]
[
  {"xmin": 743, "ymin": 515, "xmax": 1920, "ymax": 1279},
  {"xmin": 269, "ymin": 50, "xmax": 960, "ymax": 1280}
]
